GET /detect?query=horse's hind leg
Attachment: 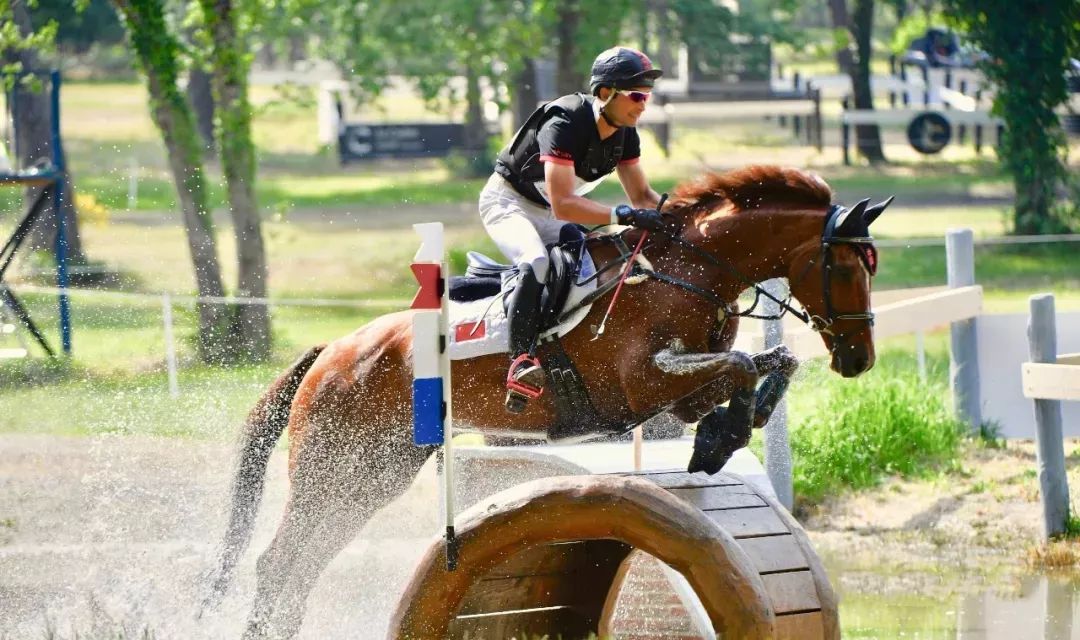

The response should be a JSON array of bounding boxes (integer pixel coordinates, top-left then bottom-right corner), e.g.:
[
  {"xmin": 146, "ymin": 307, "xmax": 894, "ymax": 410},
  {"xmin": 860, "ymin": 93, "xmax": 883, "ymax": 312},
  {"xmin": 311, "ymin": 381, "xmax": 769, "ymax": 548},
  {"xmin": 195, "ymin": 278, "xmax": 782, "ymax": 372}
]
[{"xmin": 243, "ymin": 422, "xmax": 432, "ymax": 640}]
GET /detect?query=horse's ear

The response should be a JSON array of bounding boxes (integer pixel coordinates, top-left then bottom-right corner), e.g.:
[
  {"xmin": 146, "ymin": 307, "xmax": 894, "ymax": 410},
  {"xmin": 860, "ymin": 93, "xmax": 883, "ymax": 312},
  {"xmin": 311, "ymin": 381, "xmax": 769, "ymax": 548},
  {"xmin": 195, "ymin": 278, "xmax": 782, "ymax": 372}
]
[
  {"xmin": 862, "ymin": 196, "xmax": 894, "ymax": 226},
  {"xmin": 835, "ymin": 198, "xmax": 870, "ymax": 236}
]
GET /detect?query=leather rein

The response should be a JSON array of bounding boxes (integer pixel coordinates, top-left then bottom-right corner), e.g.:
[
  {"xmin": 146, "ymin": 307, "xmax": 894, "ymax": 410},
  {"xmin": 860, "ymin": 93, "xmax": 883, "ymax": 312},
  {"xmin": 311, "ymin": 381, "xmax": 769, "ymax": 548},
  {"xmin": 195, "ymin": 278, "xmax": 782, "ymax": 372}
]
[{"xmin": 572, "ymin": 203, "xmax": 876, "ymax": 344}]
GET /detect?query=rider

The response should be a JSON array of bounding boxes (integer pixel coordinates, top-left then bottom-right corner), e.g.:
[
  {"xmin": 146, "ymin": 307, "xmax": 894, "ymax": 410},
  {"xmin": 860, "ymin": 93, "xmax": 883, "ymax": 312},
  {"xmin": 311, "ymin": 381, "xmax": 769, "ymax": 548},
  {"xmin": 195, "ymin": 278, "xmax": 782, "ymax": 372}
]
[{"xmin": 480, "ymin": 46, "xmax": 669, "ymax": 412}]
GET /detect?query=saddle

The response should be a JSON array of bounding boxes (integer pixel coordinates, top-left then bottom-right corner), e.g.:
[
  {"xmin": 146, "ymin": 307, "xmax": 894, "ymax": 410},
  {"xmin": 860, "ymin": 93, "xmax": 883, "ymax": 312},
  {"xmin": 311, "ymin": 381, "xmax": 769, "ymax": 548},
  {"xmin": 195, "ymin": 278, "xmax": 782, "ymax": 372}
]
[{"xmin": 449, "ymin": 224, "xmax": 587, "ymax": 331}]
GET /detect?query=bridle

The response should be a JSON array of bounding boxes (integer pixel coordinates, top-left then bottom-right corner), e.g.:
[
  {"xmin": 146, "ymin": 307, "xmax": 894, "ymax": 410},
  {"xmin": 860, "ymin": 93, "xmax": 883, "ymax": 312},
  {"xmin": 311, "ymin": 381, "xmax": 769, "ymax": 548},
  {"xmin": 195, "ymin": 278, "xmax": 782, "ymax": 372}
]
[{"xmin": 640, "ymin": 203, "xmax": 877, "ymax": 342}]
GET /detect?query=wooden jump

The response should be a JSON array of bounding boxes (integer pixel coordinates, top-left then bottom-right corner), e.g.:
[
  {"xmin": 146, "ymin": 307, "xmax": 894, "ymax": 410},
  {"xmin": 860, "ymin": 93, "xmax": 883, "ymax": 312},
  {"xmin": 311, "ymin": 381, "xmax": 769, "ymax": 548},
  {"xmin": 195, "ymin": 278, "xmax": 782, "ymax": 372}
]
[{"xmin": 387, "ymin": 470, "xmax": 837, "ymax": 640}]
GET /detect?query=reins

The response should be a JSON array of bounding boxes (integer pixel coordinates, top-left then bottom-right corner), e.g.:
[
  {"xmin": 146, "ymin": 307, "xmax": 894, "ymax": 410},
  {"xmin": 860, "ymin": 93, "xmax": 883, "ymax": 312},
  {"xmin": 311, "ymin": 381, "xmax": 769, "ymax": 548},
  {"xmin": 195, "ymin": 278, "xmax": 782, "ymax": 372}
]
[{"xmin": 563, "ymin": 202, "xmax": 877, "ymax": 344}]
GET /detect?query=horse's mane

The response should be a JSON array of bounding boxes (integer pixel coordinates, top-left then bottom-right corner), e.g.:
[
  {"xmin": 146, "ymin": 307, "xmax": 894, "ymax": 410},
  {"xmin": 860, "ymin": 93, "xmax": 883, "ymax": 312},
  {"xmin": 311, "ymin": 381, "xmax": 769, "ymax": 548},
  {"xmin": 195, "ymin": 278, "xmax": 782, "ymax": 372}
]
[{"xmin": 665, "ymin": 165, "xmax": 833, "ymax": 217}]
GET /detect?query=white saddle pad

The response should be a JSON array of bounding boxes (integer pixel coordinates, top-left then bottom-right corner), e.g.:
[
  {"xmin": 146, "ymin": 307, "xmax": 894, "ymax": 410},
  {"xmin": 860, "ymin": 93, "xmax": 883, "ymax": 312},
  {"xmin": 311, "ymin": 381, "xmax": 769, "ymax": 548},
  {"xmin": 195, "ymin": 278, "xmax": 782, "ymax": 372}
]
[{"xmin": 447, "ymin": 250, "xmax": 598, "ymax": 361}]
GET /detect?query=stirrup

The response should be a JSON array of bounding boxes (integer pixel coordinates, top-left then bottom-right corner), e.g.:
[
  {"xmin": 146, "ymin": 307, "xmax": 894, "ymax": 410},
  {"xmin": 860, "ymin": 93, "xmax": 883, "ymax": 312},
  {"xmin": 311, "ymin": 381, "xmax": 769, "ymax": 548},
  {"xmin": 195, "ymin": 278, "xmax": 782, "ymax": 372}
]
[
  {"xmin": 507, "ymin": 354, "xmax": 544, "ymax": 398},
  {"xmin": 505, "ymin": 354, "xmax": 544, "ymax": 413}
]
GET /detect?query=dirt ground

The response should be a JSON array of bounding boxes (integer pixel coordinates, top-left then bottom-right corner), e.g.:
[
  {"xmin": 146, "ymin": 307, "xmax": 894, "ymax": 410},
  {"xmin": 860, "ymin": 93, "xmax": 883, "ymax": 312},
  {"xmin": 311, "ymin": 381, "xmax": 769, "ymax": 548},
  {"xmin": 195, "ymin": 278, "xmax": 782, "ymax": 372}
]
[
  {"xmin": 803, "ymin": 438, "xmax": 1080, "ymax": 598},
  {"xmin": 0, "ymin": 433, "xmax": 1074, "ymax": 639}
]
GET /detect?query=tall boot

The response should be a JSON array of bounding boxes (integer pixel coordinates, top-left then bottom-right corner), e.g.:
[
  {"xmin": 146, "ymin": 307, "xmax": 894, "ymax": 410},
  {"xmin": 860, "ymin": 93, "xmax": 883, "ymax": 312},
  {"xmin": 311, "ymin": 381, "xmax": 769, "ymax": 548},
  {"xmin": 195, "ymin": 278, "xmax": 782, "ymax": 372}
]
[{"xmin": 505, "ymin": 263, "xmax": 545, "ymax": 413}]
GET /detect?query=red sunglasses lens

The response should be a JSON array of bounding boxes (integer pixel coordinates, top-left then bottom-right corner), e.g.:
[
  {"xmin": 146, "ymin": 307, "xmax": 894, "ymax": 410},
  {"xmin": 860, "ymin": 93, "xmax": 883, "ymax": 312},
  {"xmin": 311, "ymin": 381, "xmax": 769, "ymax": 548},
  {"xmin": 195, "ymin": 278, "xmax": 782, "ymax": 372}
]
[{"xmin": 628, "ymin": 91, "xmax": 650, "ymax": 103}]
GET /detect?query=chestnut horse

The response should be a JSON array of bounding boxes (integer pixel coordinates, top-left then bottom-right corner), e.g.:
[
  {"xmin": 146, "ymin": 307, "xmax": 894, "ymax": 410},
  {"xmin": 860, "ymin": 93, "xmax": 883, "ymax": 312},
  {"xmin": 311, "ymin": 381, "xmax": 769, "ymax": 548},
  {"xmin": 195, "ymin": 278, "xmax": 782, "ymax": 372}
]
[{"xmin": 206, "ymin": 165, "xmax": 890, "ymax": 639}]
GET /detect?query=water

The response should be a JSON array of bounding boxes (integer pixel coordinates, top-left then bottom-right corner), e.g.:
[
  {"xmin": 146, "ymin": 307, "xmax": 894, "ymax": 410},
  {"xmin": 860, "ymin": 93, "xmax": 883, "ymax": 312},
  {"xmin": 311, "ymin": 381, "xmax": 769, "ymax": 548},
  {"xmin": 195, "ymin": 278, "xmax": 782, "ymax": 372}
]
[
  {"xmin": 5, "ymin": 432, "xmax": 1079, "ymax": 639},
  {"xmin": 0, "ymin": 434, "xmax": 434, "ymax": 639},
  {"xmin": 825, "ymin": 552, "xmax": 1080, "ymax": 639}
]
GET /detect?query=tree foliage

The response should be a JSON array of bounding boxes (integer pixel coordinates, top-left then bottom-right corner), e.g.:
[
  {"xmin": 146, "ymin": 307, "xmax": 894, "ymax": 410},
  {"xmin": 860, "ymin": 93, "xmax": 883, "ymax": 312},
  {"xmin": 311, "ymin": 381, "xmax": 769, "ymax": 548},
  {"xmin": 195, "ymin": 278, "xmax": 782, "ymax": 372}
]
[
  {"xmin": 1, "ymin": 0, "xmax": 58, "ymax": 87},
  {"xmin": 944, "ymin": 0, "xmax": 1080, "ymax": 233}
]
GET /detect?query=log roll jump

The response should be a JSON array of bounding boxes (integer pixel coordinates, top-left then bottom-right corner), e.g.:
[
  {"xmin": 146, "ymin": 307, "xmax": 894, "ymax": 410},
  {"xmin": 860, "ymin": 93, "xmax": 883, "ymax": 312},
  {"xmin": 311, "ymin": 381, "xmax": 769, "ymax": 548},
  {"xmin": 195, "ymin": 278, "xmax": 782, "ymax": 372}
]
[{"xmin": 388, "ymin": 470, "xmax": 838, "ymax": 640}]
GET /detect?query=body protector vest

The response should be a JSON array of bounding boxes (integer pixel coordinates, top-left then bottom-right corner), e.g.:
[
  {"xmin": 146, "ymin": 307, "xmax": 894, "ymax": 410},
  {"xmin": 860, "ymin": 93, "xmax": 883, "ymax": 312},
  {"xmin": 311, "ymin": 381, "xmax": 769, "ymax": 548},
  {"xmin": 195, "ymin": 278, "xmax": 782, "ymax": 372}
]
[{"xmin": 494, "ymin": 93, "xmax": 640, "ymax": 207}]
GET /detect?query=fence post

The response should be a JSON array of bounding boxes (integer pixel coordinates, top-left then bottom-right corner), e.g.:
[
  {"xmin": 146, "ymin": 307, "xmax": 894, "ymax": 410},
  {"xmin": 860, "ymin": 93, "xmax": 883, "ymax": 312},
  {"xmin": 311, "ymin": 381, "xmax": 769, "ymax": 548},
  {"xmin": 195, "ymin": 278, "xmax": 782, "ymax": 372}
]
[
  {"xmin": 1028, "ymin": 293, "xmax": 1069, "ymax": 540},
  {"xmin": 761, "ymin": 279, "xmax": 793, "ymax": 510},
  {"xmin": 900, "ymin": 63, "xmax": 911, "ymax": 106},
  {"xmin": 127, "ymin": 156, "xmax": 139, "ymax": 210},
  {"xmin": 916, "ymin": 330, "xmax": 927, "ymax": 381},
  {"xmin": 841, "ymin": 97, "xmax": 851, "ymax": 166},
  {"xmin": 812, "ymin": 87, "xmax": 823, "ymax": 152},
  {"xmin": 946, "ymin": 229, "xmax": 981, "ymax": 432},
  {"xmin": 162, "ymin": 293, "xmax": 179, "ymax": 398}
]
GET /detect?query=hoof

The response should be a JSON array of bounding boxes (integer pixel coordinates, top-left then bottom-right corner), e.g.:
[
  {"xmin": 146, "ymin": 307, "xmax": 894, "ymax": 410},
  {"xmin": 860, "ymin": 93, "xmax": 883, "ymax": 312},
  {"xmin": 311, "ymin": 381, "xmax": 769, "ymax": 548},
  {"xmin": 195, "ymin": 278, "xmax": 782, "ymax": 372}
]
[{"xmin": 687, "ymin": 407, "xmax": 750, "ymax": 475}]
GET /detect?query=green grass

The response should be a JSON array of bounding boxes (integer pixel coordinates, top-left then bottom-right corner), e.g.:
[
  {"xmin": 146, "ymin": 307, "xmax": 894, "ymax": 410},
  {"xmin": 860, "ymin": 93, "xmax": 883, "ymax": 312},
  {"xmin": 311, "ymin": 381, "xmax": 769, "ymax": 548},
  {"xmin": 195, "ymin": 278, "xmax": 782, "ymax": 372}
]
[
  {"xmin": 877, "ymin": 242, "xmax": 1080, "ymax": 288},
  {"xmin": 779, "ymin": 341, "xmax": 967, "ymax": 504},
  {"xmin": 0, "ymin": 80, "xmax": 1025, "ymax": 217}
]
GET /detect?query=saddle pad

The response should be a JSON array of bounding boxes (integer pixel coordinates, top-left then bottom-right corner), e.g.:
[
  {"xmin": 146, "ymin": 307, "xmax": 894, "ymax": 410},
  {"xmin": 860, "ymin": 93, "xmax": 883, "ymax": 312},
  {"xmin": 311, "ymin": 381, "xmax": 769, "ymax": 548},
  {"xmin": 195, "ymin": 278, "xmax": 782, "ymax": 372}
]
[{"xmin": 446, "ymin": 248, "xmax": 598, "ymax": 361}]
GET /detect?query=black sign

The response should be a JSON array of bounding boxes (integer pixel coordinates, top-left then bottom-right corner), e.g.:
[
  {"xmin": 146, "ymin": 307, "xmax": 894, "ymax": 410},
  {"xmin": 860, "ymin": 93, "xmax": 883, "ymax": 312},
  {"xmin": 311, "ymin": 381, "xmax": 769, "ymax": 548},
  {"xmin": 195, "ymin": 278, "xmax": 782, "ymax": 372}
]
[
  {"xmin": 339, "ymin": 123, "xmax": 466, "ymax": 163},
  {"xmin": 907, "ymin": 112, "xmax": 952, "ymax": 154}
]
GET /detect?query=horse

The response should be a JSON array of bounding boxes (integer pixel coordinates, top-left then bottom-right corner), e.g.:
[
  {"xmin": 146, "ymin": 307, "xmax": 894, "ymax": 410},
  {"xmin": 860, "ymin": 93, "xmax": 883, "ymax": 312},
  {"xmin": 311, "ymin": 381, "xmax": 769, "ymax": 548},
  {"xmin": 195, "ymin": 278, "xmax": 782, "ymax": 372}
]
[{"xmin": 204, "ymin": 165, "xmax": 891, "ymax": 639}]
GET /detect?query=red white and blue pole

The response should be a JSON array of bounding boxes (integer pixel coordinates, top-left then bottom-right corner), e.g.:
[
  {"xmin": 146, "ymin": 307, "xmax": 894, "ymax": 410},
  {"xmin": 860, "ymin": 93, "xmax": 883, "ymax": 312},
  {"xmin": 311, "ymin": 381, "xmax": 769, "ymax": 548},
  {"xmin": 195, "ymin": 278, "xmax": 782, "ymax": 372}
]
[{"xmin": 410, "ymin": 222, "xmax": 457, "ymax": 569}]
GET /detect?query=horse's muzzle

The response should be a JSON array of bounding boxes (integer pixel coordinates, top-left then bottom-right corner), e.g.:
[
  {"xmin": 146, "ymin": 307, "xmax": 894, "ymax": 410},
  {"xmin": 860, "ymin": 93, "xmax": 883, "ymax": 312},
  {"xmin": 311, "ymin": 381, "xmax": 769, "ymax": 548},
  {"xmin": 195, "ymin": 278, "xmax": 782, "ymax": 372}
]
[{"xmin": 831, "ymin": 344, "xmax": 874, "ymax": 378}]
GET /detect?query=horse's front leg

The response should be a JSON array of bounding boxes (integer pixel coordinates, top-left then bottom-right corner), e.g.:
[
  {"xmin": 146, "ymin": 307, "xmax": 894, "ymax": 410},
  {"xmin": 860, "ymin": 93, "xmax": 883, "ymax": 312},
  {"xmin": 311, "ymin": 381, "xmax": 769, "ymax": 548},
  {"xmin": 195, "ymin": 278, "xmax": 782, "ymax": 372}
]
[
  {"xmin": 748, "ymin": 345, "xmax": 799, "ymax": 428},
  {"xmin": 650, "ymin": 343, "xmax": 758, "ymax": 475},
  {"xmin": 653, "ymin": 344, "xmax": 798, "ymax": 475}
]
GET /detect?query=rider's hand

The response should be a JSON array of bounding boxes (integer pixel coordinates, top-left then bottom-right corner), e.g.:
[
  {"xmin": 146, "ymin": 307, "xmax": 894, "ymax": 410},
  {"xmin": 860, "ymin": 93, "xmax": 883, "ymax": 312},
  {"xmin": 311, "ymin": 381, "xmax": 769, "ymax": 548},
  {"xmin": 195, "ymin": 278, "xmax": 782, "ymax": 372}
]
[{"xmin": 613, "ymin": 204, "xmax": 665, "ymax": 232}]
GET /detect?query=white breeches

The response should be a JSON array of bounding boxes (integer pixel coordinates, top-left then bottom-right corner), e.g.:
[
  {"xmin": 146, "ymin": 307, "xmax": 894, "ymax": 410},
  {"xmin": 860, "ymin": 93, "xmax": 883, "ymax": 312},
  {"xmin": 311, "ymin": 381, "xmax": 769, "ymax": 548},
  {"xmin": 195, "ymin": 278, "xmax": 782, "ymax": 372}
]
[{"xmin": 478, "ymin": 173, "xmax": 567, "ymax": 282}]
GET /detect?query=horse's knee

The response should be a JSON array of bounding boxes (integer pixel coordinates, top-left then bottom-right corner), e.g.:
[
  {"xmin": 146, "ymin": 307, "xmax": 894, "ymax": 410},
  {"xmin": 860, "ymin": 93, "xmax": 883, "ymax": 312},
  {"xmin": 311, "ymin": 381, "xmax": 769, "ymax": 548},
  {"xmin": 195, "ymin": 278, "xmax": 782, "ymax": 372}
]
[
  {"xmin": 726, "ymin": 351, "xmax": 758, "ymax": 387},
  {"xmin": 753, "ymin": 345, "xmax": 798, "ymax": 377}
]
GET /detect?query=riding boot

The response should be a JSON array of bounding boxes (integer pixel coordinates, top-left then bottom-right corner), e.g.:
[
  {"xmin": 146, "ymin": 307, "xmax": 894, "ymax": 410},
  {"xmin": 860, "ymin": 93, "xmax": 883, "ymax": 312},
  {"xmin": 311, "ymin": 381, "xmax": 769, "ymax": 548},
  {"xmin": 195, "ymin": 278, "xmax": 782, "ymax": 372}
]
[{"xmin": 505, "ymin": 263, "xmax": 545, "ymax": 413}]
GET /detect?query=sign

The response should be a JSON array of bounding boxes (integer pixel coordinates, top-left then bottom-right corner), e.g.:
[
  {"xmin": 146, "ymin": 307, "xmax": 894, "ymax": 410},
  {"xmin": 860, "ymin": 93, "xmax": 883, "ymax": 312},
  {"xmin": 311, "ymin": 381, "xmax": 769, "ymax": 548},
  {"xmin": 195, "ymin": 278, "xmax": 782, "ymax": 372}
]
[
  {"xmin": 339, "ymin": 123, "xmax": 466, "ymax": 163},
  {"xmin": 907, "ymin": 112, "xmax": 951, "ymax": 154}
]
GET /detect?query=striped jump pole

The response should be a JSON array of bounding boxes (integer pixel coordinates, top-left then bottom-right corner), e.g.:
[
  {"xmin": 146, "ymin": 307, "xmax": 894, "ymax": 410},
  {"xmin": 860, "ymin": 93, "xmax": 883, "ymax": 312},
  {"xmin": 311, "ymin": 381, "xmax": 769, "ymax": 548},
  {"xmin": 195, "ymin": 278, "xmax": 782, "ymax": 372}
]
[{"xmin": 410, "ymin": 222, "xmax": 458, "ymax": 569}]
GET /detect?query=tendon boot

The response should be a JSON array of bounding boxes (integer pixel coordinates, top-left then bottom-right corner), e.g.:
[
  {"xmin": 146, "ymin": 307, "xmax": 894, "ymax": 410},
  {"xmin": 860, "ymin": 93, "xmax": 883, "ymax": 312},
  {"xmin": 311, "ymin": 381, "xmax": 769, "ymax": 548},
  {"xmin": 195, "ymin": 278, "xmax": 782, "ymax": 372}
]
[
  {"xmin": 504, "ymin": 263, "xmax": 546, "ymax": 413},
  {"xmin": 687, "ymin": 386, "xmax": 755, "ymax": 475}
]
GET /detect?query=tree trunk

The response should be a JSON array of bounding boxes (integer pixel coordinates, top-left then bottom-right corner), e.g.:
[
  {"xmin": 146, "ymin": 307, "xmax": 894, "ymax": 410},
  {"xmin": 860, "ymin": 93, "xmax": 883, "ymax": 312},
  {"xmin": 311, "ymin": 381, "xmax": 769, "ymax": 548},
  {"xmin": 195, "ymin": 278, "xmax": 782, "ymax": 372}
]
[
  {"xmin": 201, "ymin": 0, "xmax": 272, "ymax": 362},
  {"xmin": 461, "ymin": 62, "xmax": 491, "ymax": 177},
  {"xmin": 826, "ymin": 0, "xmax": 856, "ymax": 75},
  {"xmin": 9, "ymin": 0, "xmax": 86, "ymax": 264},
  {"xmin": 511, "ymin": 58, "xmax": 539, "ymax": 130},
  {"xmin": 186, "ymin": 65, "xmax": 216, "ymax": 156},
  {"xmin": 112, "ymin": 0, "xmax": 233, "ymax": 364},
  {"xmin": 850, "ymin": 0, "xmax": 886, "ymax": 164},
  {"xmin": 556, "ymin": 0, "xmax": 582, "ymax": 95}
]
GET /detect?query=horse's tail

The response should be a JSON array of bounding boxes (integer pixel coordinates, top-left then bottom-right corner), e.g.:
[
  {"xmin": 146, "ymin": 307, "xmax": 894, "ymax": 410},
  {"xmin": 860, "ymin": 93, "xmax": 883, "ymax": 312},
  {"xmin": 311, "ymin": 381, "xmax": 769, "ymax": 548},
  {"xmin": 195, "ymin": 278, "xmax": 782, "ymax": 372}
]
[{"xmin": 201, "ymin": 344, "xmax": 326, "ymax": 610}]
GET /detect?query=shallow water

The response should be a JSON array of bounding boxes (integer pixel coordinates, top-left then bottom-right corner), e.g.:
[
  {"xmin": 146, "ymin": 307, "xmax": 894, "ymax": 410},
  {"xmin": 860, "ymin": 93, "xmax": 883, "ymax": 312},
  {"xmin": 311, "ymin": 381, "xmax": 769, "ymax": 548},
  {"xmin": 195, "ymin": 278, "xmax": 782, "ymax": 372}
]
[
  {"xmin": 824, "ymin": 553, "xmax": 1080, "ymax": 639},
  {"xmin": 0, "ymin": 434, "xmax": 435, "ymax": 639}
]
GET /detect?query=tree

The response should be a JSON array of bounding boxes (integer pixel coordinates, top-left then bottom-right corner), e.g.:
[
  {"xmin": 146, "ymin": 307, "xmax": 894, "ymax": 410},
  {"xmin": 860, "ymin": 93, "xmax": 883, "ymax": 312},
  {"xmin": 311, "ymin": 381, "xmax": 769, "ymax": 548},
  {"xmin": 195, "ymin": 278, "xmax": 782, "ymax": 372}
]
[
  {"xmin": 944, "ymin": 0, "xmax": 1080, "ymax": 233},
  {"xmin": 829, "ymin": 0, "xmax": 887, "ymax": 163},
  {"xmin": 112, "ymin": 0, "xmax": 273, "ymax": 362},
  {"xmin": 197, "ymin": 0, "xmax": 271, "ymax": 361},
  {"xmin": 3, "ymin": 0, "xmax": 88, "ymax": 264},
  {"xmin": 111, "ymin": 0, "xmax": 232, "ymax": 362}
]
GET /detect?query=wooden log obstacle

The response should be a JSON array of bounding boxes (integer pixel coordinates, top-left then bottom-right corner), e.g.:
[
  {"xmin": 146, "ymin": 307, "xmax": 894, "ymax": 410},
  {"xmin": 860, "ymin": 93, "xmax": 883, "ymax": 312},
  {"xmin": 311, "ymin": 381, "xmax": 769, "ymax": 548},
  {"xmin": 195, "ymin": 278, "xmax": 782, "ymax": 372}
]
[{"xmin": 388, "ymin": 470, "xmax": 838, "ymax": 640}]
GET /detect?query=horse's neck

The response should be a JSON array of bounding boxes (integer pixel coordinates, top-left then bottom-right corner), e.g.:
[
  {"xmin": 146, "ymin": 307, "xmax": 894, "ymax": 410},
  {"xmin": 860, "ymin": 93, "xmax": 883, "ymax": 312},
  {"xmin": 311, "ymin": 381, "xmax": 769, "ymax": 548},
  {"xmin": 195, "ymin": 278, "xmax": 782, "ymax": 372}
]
[{"xmin": 677, "ymin": 209, "xmax": 819, "ymax": 299}]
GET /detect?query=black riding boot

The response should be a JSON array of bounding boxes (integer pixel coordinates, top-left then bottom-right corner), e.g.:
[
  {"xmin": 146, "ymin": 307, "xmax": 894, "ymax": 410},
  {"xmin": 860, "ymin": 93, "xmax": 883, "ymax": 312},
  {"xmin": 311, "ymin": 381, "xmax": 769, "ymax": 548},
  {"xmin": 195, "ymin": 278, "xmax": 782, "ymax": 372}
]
[{"xmin": 505, "ymin": 263, "xmax": 545, "ymax": 413}]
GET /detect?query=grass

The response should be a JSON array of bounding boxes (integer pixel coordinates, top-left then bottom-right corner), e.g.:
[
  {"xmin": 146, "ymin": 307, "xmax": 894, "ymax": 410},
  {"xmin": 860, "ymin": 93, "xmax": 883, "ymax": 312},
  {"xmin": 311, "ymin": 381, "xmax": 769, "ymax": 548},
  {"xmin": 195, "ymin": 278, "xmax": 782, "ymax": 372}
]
[
  {"xmin": 778, "ymin": 340, "xmax": 967, "ymax": 504},
  {"xmin": 0, "ymin": 80, "xmax": 1028, "ymax": 217}
]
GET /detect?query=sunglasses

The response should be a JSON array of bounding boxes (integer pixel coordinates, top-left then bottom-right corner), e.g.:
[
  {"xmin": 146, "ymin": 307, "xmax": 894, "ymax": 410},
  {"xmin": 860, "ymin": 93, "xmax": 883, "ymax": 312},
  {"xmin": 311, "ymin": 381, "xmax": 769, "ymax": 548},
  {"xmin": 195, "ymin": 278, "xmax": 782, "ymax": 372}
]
[{"xmin": 614, "ymin": 89, "xmax": 651, "ymax": 103}]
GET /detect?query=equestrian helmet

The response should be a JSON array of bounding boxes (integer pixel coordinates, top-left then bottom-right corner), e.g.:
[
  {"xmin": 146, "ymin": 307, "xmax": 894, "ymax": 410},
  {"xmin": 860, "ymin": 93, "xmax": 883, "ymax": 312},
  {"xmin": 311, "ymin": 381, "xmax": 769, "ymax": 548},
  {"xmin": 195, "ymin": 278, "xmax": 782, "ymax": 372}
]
[{"xmin": 589, "ymin": 46, "xmax": 664, "ymax": 95}]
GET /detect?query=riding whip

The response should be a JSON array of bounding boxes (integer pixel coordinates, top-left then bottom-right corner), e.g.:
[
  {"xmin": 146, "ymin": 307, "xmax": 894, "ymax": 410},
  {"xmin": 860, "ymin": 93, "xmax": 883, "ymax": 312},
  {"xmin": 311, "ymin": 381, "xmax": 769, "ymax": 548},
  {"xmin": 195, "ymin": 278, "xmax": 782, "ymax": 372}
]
[{"xmin": 593, "ymin": 194, "xmax": 667, "ymax": 339}]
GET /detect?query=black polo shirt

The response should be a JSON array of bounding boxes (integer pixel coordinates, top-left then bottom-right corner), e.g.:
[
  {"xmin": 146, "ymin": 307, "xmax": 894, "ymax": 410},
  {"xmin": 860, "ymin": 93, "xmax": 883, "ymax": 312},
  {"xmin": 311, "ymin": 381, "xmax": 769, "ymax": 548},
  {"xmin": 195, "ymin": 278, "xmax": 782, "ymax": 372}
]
[{"xmin": 494, "ymin": 93, "xmax": 641, "ymax": 207}]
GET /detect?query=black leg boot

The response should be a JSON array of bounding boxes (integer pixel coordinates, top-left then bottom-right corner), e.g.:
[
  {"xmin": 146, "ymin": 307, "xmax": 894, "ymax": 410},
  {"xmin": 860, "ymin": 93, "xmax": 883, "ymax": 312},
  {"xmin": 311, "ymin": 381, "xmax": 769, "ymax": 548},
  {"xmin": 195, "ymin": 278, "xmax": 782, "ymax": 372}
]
[
  {"xmin": 504, "ymin": 263, "xmax": 546, "ymax": 413},
  {"xmin": 687, "ymin": 387, "xmax": 755, "ymax": 475}
]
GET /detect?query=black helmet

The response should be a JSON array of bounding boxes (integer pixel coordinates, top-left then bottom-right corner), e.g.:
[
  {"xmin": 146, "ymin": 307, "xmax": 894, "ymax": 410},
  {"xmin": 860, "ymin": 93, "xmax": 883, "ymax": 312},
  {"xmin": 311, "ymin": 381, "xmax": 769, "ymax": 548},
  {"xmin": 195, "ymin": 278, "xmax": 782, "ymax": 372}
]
[{"xmin": 589, "ymin": 46, "xmax": 664, "ymax": 95}]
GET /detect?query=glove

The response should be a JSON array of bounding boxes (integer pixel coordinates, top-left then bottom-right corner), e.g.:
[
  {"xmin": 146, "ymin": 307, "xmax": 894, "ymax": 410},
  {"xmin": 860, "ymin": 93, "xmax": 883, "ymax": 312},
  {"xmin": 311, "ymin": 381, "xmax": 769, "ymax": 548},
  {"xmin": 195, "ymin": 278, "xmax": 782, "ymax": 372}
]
[{"xmin": 613, "ymin": 204, "xmax": 665, "ymax": 232}]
